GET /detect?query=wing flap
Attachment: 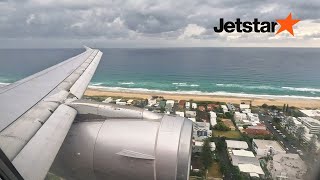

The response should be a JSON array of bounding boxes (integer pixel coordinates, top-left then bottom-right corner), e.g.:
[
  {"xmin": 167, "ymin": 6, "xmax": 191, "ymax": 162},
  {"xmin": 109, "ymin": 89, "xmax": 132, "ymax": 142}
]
[{"xmin": 12, "ymin": 104, "xmax": 77, "ymax": 180}]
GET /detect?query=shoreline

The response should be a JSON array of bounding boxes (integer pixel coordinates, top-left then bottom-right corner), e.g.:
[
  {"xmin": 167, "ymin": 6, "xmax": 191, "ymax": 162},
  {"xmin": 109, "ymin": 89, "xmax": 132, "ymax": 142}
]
[{"xmin": 84, "ymin": 88, "xmax": 320, "ymax": 108}]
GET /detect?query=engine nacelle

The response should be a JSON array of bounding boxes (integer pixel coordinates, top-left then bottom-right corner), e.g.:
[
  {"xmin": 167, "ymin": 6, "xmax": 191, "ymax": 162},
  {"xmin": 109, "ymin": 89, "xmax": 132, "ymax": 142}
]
[{"xmin": 49, "ymin": 100, "xmax": 193, "ymax": 180}]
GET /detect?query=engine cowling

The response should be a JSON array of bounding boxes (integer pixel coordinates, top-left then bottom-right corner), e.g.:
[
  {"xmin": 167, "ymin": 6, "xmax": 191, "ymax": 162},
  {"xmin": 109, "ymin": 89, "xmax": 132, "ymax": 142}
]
[{"xmin": 49, "ymin": 100, "xmax": 193, "ymax": 180}]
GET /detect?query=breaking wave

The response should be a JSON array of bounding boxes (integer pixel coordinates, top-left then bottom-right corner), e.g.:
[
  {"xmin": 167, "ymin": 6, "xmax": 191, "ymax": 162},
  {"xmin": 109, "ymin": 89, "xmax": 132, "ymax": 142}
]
[
  {"xmin": 118, "ymin": 82, "xmax": 135, "ymax": 85},
  {"xmin": 282, "ymin": 87, "xmax": 320, "ymax": 93},
  {"xmin": 172, "ymin": 82, "xmax": 199, "ymax": 87},
  {"xmin": 88, "ymin": 85, "xmax": 320, "ymax": 100}
]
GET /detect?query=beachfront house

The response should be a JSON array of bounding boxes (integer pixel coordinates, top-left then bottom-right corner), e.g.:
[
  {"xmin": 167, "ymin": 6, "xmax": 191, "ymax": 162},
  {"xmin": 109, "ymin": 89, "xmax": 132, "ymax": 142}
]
[
  {"xmin": 226, "ymin": 140, "xmax": 249, "ymax": 150},
  {"xmin": 227, "ymin": 103, "xmax": 236, "ymax": 111},
  {"xmin": 193, "ymin": 141, "xmax": 216, "ymax": 153},
  {"xmin": 267, "ymin": 153, "xmax": 307, "ymax": 180},
  {"xmin": 221, "ymin": 105, "xmax": 229, "ymax": 114},
  {"xmin": 252, "ymin": 139, "xmax": 286, "ymax": 158},
  {"xmin": 186, "ymin": 111, "xmax": 197, "ymax": 118},
  {"xmin": 193, "ymin": 122, "xmax": 212, "ymax": 140},
  {"xmin": 210, "ymin": 112, "xmax": 217, "ymax": 127},
  {"xmin": 192, "ymin": 103, "xmax": 197, "ymax": 109},
  {"xmin": 176, "ymin": 111, "xmax": 185, "ymax": 117},
  {"xmin": 185, "ymin": 102, "xmax": 190, "ymax": 109}
]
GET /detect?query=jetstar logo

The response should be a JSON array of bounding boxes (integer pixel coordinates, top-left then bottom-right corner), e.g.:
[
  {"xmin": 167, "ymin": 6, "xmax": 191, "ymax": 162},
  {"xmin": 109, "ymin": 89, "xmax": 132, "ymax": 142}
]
[{"xmin": 213, "ymin": 13, "xmax": 300, "ymax": 36}]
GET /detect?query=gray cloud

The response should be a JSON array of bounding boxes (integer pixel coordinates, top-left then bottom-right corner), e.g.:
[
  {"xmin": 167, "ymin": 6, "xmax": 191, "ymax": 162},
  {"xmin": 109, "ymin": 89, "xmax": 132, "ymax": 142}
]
[{"xmin": 0, "ymin": 0, "xmax": 320, "ymax": 47}]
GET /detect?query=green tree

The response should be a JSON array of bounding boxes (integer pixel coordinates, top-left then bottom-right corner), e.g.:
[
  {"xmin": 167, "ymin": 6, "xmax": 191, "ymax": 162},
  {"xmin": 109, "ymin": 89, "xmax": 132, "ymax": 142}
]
[
  {"xmin": 308, "ymin": 135, "xmax": 318, "ymax": 154},
  {"xmin": 262, "ymin": 103, "xmax": 268, "ymax": 109},
  {"xmin": 296, "ymin": 126, "xmax": 306, "ymax": 142},
  {"xmin": 200, "ymin": 138, "xmax": 214, "ymax": 170},
  {"xmin": 273, "ymin": 117, "xmax": 281, "ymax": 124},
  {"xmin": 214, "ymin": 122, "xmax": 230, "ymax": 131},
  {"xmin": 285, "ymin": 117, "xmax": 295, "ymax": 131},
  {"xmin": 225, "ymin": 112, "xmax": 233, "ymax": 119}
]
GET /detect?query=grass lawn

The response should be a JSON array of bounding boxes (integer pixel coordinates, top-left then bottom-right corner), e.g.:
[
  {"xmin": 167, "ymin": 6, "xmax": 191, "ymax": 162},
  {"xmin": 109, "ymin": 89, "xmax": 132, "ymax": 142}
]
[
  {"xmin": 213, "ymin": 130, "xmax": 242, "ymax": 139},
  {"xmin": 207, "ymin": 161, "xmax": 223, "ymax": 178}
]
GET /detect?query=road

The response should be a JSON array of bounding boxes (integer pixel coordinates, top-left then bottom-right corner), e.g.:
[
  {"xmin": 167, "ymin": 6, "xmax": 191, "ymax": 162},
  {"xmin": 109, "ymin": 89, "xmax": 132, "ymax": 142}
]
[{"xmin": 258, "ymin": 113, "xmax": 298, "ymax": 154}]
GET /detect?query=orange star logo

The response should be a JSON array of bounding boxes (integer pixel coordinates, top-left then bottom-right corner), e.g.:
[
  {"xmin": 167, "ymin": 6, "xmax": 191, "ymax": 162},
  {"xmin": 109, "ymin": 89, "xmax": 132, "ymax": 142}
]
[{"xmin": 276, "ymin": 13, "xmax": 300, "ymax": 36}]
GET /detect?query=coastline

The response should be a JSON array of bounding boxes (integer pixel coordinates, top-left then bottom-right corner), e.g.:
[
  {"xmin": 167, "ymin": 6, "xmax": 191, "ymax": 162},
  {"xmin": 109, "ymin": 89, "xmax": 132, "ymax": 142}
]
[{"xmin": 84, "ymin": 88, "xmax": 320, "ymax": 108}]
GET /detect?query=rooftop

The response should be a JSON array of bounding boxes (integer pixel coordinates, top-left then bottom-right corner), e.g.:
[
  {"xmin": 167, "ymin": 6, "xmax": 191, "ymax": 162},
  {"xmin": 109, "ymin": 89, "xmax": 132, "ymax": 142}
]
[
  {"xmin": 226, "ymin": 140, "xmax": 249, "ymax": 149},
  {"xmin": 300, "ymin": 110, "xmax": 320, "ymax": 117},
  {"xmin": 232, "ymin": 150, "xmax": 255, "ymax": 157},
  {"xmin": 244, "ymin": 128, "xmax": 270, "ymax": 136},
  {"xmin": 238, "ymin": 164, "xmax": 264, "ymax": 175},
  {"xmin": 299, "ymin": 117, "xmax": 320, "ymax": 126},
  {"xmin": 240, "ymin": 104, "xmax": 250, "ymax": 109},
  {"xmin": 268, "ymin": 153, "xmax": 307, "ymax": 180},
  {"xmin": 230, "ymin": 155, "xmax": 260, "ymax": 166},
  {"xmin": 176, "ymin": 111, "xmax": 184, "ymax": 117},
  {"xmin": 253, "ymin": 139, "xmax": 284, "ymax": 152}
]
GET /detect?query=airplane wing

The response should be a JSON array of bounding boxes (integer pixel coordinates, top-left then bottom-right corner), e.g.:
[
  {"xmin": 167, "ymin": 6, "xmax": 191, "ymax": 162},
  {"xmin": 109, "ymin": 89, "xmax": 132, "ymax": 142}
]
[{"xmin": 0, "ymin": 47, "xmax": 103, "ymax": 180}]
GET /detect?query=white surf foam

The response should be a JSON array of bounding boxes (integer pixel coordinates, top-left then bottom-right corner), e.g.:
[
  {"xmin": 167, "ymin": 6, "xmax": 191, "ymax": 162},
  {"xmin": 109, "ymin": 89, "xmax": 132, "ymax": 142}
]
[
  {"xmin": 88, "ymin": 85, "xmax": 320, "ymax": 100},
  {"xmin": 282, "ymin": 87, "xmax": 320, "ymax": 93},
  {"xmin": 118, "ymin": 82, "xmax": 135, "ymax": 85}
]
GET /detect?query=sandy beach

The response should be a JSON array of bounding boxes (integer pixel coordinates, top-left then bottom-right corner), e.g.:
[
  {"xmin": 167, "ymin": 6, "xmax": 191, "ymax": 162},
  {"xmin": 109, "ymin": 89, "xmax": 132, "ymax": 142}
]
[{"xmin": 85, "ymin": 88, "xmax": 320, "ymax": 109}]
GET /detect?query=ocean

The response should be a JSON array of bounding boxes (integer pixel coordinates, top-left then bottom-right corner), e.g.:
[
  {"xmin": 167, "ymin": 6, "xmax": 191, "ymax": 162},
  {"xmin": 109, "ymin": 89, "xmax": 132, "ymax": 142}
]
[{"xmin": 0, "ymin": 48, "xmax": 320, "ymax": 99}]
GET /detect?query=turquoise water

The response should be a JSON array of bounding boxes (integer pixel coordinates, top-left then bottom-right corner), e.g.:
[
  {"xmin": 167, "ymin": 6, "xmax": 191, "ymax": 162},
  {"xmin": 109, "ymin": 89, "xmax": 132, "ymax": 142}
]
[{"xmin": 0, "ymin": 48, "xmax": 320, "ymax": 99}]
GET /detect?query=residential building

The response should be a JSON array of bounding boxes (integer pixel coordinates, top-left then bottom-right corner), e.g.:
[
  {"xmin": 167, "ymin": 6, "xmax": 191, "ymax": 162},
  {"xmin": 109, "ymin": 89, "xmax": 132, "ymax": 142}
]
[
  {"xmin": 192, "ymin": 141, "xmax": 216, "ymax": 153},
  {"xmin": 244, "ymin": 128, "xmax": 271, "ymax": 136},
  {"xmin": 148, "ymin": 96, "xmax": 157, "ymax": 106},
  {"xmin": 115, "ymin": 99, "xmax": 126, "ymax": 105},
  {"xmin": 102, "ymin": 97, "xmax": 113, "ymax": 103},
  {"xmin": 221, "ymin": 105, "xmax": 229, "ymax": 113},
  {"xmin": 247, "ymin": 113, "xmax": 260, "ymax": 125},
  {"xmin": 166, "ymin": 100, "xmax": 175, "ymax": 106},
  {"xmin": 193, "ymin": 122, "xmax": 212, "ymax": 140},
  {"xmin": 126, "ymin": 99, "xmax": 134, "ymax": 105},
  {"xmin": 207, "ymin": 104, "xmax": 217, "ymax": 111},
  {"xmin": 267, "ymin": 153, "xmax": 307, "ymax": 180},
  {"xmin": 209, "ymin": 112, "xmax": 217, "ymax": 127},
  {"xmin": 299, "ymin": 109, "xmax": 320, "ymax": 118},
  {"xmin": 234, "ymin": 112, "xmax": 248, "ymax": 121},
  {"xmin": 226, "ymin": 140, "xmax": 249, "ymax": 150},
  {"xmin": 282, "ymin": 116, "xmax": 302, "ymax": 134},
  {"xmin": 231, "ymin": 149, "xmax": 255, "ymax": 157},
  {"xmin": 297, "ymin": 117, "xmax": 320, "ymax": 134},
  {"xmin": 185, "ymin": 102, "xmax": 190, "ymax": 109},
  {"xmin": 198, "ymin": 106, "xmax": 205, "ymax": 112},
  {"xmin": 185, "ymin": 111, "xmax": 197, "ymax": 118},
  {"xmin": 252, "ymin": 139, "xmax": 286, "ymax": 158},
  {"xmin": 229, "ymin": 149, "xmax": 264, "ymax": 178},
  {"xmin": 178, "ymin": 100, "xmax": 186, "ymax": 110},
  {"xmin": 222, "ymin": 119, "xmax": 236, "ymax": 130},
  {"xmin": 240, "ymin": 104, "xmax": 250, "ymax": 111},
  {"xmin": 192, "ymin": 103, "xmax": 197, "ymax": 109},
  {"xmin": 165, "ymin": 103, "xmax": 173, "ymax": 113},
  {"xmin": 227, "ymin": 103, "xmax": 236, "ymax": 111},
  {"xmin": 238, "ymin": 164, "xmax": 264, "ymax": 178},
  {"xmin": 175, "ymin": 111, "xmax": 184, "ymax": 117}
]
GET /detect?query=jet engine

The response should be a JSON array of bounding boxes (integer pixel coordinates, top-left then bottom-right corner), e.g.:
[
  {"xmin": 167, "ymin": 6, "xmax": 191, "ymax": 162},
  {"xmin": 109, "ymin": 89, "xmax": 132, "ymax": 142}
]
[{"xmin": 49, "ymin": 100, "xmax": 193, "ymax": 180}]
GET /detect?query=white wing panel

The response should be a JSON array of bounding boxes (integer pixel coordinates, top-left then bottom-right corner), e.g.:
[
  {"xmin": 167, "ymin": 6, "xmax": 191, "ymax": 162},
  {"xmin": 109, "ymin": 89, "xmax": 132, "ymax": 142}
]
[{"xmin": 12, "ymin": 104, "xmax": 77, "ymax": 180}]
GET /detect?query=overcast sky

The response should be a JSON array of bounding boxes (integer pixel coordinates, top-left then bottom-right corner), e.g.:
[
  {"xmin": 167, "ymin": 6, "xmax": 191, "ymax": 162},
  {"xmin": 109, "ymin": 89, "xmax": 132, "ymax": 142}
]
[{"xmin": 1, "ymin": 0, "xmax": 320, "ymax": 48}]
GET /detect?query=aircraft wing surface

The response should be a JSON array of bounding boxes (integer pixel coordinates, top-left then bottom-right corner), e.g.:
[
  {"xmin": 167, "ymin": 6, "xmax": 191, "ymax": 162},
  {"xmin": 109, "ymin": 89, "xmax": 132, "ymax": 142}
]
[{"xmin": 0, "ymin": 47, "xmax": 103, "ymax": 180}]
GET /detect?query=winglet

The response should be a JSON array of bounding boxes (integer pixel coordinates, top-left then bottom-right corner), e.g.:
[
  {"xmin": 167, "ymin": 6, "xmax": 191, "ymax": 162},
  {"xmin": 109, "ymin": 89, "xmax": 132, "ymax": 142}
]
[{"xmin": 83, "ymin": 45, "xmax": 92, "ymax": 51}]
